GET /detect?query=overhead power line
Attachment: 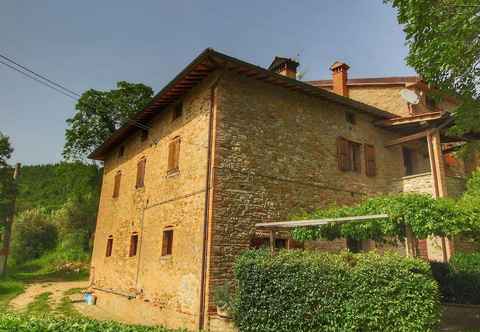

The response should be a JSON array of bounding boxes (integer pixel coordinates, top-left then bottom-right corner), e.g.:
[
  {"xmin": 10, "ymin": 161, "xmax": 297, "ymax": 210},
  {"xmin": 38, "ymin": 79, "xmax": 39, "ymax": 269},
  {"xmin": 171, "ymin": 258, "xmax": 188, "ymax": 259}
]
[
  {"xmin": 0, "ymin": 52, "xmax": 81, "ymax": 97},
  {"xmin": 0, "ymin": 52, "xmax": 151, "ymax": 131},
  {"xmin": 0, "ymin": 59, "xmax": 78, "ymax": 100}
]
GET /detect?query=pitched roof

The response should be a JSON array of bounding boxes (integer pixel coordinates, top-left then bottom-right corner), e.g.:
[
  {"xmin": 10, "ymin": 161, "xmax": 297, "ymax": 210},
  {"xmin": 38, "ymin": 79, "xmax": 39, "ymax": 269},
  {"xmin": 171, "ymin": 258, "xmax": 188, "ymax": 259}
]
[
  {"xmin": 89, "ymin": 49, "xmax": 396, "ymax": 160},
  {"xmin": 309, "ymin": 76, "xmax": 419, "ymax": 87}
]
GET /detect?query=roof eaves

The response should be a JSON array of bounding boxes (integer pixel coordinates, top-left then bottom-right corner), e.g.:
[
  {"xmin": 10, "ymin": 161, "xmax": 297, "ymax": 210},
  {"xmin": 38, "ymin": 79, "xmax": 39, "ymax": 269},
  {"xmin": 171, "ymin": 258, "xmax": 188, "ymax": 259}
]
[{"xmin": 89, "ymin": 49, "xmax": 396, "ymax": 160}]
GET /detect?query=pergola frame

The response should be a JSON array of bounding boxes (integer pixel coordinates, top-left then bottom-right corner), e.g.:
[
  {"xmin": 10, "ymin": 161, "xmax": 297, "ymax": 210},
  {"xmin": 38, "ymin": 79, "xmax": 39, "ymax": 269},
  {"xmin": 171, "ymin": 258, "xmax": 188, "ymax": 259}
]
[{"xmin": 255, "ymin": 214, "xmax": 389, "ymax": 252}]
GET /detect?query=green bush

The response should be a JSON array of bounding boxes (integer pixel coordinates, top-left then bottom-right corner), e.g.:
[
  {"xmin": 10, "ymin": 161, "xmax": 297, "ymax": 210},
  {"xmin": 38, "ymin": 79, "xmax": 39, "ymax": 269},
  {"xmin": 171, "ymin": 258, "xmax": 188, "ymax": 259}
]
[
  {"xmin": 431, "ymin": 252, "xmax": 480, "ymax": 304},
  {"xmin": 11, "ymin": 209, "xmax": 58, "ymax": 264},
  {"xmin": 0, "ymin": 313, "xmax": 185, "ymax": 331},
  {"xmin": 233, "ymin": 250, "xmax": 440, "ymax": 332}
]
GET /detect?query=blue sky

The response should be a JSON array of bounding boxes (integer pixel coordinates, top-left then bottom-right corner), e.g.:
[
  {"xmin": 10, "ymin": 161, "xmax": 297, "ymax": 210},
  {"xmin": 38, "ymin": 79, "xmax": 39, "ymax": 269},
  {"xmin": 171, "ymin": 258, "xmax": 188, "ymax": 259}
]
[{"xmin": 0, "ymin": 0, "xmax": 414, "ymax": 165}]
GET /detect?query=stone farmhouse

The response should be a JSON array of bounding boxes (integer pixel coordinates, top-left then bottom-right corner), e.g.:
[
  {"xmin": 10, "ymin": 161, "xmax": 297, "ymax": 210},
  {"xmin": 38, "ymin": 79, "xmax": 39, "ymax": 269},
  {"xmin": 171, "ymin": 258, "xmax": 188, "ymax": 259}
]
[{"xmin": 88, "ymin": 49, "xmax": 477, "ymax": 331}]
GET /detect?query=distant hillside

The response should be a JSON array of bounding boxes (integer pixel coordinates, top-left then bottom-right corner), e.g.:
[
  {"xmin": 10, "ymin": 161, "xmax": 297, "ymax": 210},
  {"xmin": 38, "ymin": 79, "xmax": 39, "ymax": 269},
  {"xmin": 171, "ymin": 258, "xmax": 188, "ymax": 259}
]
[{"xmin": 16, "ymin": 162, "xmax": 102, "ymax": 213}]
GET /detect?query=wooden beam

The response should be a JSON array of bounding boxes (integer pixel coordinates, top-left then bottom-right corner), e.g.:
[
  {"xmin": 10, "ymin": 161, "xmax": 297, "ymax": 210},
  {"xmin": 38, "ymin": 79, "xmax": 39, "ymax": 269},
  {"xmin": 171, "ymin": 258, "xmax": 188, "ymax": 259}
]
[
  {"xmin": 384, "ymin": 130, "xmax": 429, "ymax": 147},
  {"xmin": 269, "ymin": 230, "xmax": 275, "ymax": 253},
  {"xmin": 255, "ymin": 214, "xmax": 389, "ymax": 229},
  {"xmin": 375, "ymin": 112, "xmax": 443, "ymax": 127}
]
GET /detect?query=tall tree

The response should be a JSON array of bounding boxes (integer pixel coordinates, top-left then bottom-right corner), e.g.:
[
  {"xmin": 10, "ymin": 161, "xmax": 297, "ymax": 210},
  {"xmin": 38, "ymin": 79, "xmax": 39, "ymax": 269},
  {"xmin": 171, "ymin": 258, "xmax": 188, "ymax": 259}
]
[
  {"xmin": 0, "ymin": 132, "xmax": 13, "ymax": 222},
  {"xmin": 0, "ymin": 133, "xmax": 17, "ymax": 275},
  {"xmin": 0, "ymin": 132, "xmax": 13, "ymax": 167},
  {"xmin": 63, "ymin": 81, "xmax": 154, "ymax": 160},
  {"xmin": 385, "ymin": 0, "xmax": 480, "ymax": 135}
]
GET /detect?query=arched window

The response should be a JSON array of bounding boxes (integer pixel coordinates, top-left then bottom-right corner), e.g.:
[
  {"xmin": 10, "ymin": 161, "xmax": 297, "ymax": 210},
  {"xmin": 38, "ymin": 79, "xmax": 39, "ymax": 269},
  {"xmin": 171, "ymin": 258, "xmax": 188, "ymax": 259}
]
[
  {"xmin": 162, "ymin": 227, "xmax": 174, "ymax": 256},
  {"xmin": 106, "ymin": 236, "xmax": 113, "ymax": 257},
  {"xmin": 129, "ymin": 232, "xmax": 139, "ymax": 257}
]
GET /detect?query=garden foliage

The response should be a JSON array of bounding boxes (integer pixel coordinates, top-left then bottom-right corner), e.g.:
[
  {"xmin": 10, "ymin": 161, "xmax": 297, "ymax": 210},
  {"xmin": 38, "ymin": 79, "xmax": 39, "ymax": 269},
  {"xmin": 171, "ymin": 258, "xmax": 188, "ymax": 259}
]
[
  {"xmin": 431, "ymin": 252, "xmax": 480, "ymax": 304},
  {"xmin": 11, "ymin": 209, "xmax": 57, "ymax": 264},
  {"xmin": 233, "ymin": 250, "xmax": 440, "ymax": 332},
  {"xmin": 291, "ymin": 193, "xmax": 480, "ymax": 243},
  {"xmin": 0, "ymin": 313, "xmax": 186, "ymax": 332}
]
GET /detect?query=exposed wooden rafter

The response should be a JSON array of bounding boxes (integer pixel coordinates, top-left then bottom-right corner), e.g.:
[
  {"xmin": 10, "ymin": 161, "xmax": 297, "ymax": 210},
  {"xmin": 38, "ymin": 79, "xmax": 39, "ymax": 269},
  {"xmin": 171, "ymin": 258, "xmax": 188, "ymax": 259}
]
[{"xmin": 375, "ymin": 112, "xmax": 444, "ymax": 127}]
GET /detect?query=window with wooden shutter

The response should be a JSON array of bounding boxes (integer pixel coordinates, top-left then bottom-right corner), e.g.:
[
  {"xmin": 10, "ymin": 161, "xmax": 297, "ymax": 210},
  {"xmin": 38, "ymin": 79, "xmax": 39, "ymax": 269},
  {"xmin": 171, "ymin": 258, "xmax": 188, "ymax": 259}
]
[
  {"xmin": 113, "ymin": 171, "xmax": 121, "ymax": 198},
  {"xmin": 162, "ymin": 229, "xmax": 173, "ymax": 256},
  {"xmin": 136, "ymin": 158, "xmax": 146, "ymax": 188},
  {"xmin": 338, "ymin": 137, "xmax": 363, "ymax": 173},
  {"xmin": 365, "ymin": 144, "xmax": 376, "ymax": 177},
  {"xmin": 337, "ymin": 137, "xmax": 351, "ymax": 171},
  {"xmin": 106, "ymin": 236, "xmax": 113, "ymax": 257},
  {"xmin": 129, "ymin": 233, "xmax": 138, "ymax": 257},
  {"xmin": 167, "ymin": 137, "xmax": 181, "ymax": 174}
]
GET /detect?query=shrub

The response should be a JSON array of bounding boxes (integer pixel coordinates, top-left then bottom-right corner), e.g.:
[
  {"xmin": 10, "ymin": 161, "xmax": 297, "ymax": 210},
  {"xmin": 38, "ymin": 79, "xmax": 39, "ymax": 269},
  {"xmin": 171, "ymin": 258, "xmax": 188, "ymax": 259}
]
[
  {"xmin": 11, "ymin": 209, "xmax": 58, "ymax": 264},
  {"xmin": 0, "ymin": 313, "xmax": 185, "ymax": 331},
  {"xmin": 233, "ymin": 250, "xmax": 440, "ymax": 332},
  {"xmin": 431, "ymin": 252, "xmax": 480, "ymax": 304},
  {"xmin": 214, "ymin": 281, "xmax": 232, "ymax": 309}
]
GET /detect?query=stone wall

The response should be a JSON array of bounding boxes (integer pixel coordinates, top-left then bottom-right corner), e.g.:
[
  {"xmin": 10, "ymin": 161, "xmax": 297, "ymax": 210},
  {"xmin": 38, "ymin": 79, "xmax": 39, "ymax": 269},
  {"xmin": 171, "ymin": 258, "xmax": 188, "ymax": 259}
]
[
  {"xmin": 348, "ymin": 85, "xmax": 410, "ymax": 117},
  {"xmin": 390, "ymin": 172, "xmax": 435, "ymax": 195},
  {"xmin": 205, "ymin": 72, "xmax": 407, "ymax": 323},
  {"xmin": 90, "ymin": 73, "xmax": 219, "ymax": 330},
  {"xmin": 390, "ymin": 172, "xmax": 466, "ymax": 197}
]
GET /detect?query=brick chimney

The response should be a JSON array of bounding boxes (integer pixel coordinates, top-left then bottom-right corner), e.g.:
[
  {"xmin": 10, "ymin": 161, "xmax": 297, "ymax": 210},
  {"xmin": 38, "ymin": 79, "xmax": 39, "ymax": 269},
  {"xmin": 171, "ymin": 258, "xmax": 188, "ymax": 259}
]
[
  {"xmin": 330, "ymin": 61, "xmax": 350, "ymax": 97},
  {"xmin": 268, "ymin": 57, "xmax": 299, "ymax": 79}
]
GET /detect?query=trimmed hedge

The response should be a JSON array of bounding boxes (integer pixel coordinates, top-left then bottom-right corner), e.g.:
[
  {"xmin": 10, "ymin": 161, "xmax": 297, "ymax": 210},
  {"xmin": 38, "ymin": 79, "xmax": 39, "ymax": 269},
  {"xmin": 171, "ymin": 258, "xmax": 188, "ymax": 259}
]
[
  {"xmin": 0, "ymin": 313, "xmax": 186, "ymax": 332},
  {"xmin": 233, "ymin": 250, "xmax": 440, "ymax": 332},
  {"xmin": 431, "ymin": 252, "xmax": 480, "ymax": 304}
]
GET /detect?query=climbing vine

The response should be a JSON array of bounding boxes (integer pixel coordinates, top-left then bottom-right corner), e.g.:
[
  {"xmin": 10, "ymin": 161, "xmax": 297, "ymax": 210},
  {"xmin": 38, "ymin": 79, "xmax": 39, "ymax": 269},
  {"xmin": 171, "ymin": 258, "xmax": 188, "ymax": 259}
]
[{"xmin": 291, "ymin": 193, "xmax": 479, "ymax": 242}]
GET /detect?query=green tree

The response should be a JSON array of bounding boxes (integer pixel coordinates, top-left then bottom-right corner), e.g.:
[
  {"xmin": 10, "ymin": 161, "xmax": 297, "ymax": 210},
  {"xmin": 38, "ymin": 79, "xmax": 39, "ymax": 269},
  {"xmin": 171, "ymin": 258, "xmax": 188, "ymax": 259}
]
[
  {"xmin": 0, "ymin": 132, "xmax": 14, "ymax": 229},
  {"xmin": 0, "ymin": 132, "xmax": 13, "ymax": 167},
  {"xmin": 10, "ymin": 209, "xmax": 57, "ymax": 265},
  {"xmin": 63, "ymin": 81, "xmax": 154, "ymax": 160},
  {"xmin": 16, "ymin": 162, "xmax": 101, "ymax": 213},
  {"xmin": 385, "ymin": 0, "xmax": 480, "ymax": 136}
]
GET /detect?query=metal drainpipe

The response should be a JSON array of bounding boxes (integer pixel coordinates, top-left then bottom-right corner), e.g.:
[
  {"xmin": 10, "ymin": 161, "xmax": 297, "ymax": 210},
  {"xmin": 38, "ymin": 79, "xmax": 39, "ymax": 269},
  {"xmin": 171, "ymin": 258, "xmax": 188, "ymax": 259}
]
[
  {"xmin": 134, "ymin": 200, "xmax": 148, "ymax": 289},
  {"xmin": 198, "ymin": 74, "xmax": 221, "ymax": 331}
]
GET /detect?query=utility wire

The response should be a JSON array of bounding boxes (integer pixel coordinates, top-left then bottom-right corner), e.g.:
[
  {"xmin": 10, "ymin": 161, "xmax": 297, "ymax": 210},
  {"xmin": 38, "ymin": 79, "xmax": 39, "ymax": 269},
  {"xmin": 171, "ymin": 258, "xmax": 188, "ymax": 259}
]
[
  {"xmin": 0, "ymin": 52, "xmax": 81, "ymax": 97},
  {"xmin": 0, "ymin": 53, "xmax": 151, "ymax": 131},
  {"xmin": 0, "ymin": 59, "xmax": 78, "ymax": 100}
]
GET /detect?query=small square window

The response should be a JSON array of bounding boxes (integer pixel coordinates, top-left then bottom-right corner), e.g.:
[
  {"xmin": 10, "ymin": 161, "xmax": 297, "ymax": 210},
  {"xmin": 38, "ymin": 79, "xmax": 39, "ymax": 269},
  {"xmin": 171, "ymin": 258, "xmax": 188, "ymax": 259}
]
[
  {"xmin": 129, "ymin": 233, "xmax": 139, "ymax": 257},
  {"xmin": 140, "ymin": 130, "xmax": 149, "ymax": 142},
  {"xmin": 173, "ymin": 103, "xmax": 183, "ymax": 121},
  {"xmin": 162, "ymin": 229, "xmax": 173, "ymax": 256}
]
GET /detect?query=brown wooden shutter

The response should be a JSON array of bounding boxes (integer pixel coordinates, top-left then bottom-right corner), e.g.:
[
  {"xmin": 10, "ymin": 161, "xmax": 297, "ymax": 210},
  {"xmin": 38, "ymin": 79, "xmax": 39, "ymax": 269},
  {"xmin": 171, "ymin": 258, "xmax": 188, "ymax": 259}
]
[
  {"xmin": 129, "ymin": 233, "xmax": 138, "ymax": 257},
  {"xmin": 136, "ymin": 159, "xmax": 146, "ymax": 188},
  {"xmin": 113, "ymin": 172, "xmax": 121, "ymax": 197},
  {"xmin": 168, "ymin": 137, "xmax": 180, "ymax": 173},
  {"xmin": 106, "ymin": 237, "xmax": 113, "ymax": 257},
  {"xmin": 337, "ymin": 137, "xmax": 351, "ymax": 171},
  {"xmin": 352, "ymin": 143, "xmax": 361, "ymax": 173},
  {"xmin": 365, "ymin": 144, "xmax": 376, "ymax": 177},
  {"xmin": 162, "ymin": 230, "xmax": 173, "ymax": 256}
]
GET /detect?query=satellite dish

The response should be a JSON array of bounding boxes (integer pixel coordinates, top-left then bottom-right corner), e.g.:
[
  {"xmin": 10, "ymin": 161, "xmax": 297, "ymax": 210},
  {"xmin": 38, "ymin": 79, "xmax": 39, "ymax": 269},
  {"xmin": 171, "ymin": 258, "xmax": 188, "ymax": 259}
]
[{"xmin": 400, "ymin": 89, "xmax": 420, "ymax": 105}]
